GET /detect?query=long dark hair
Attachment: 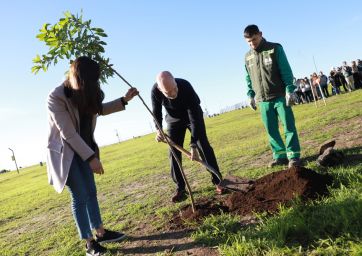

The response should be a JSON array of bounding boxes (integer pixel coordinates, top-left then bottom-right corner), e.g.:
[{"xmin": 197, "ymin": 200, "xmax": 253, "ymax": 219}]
[{"xmin": 65, "ymin": 56, "xmax": 105, "ymax": 115}]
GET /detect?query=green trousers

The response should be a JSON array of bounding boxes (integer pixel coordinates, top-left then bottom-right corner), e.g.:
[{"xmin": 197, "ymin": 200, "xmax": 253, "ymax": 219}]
[{"xmin": 259, "ymin": 97, "xmax": 301, "ymax": 160}]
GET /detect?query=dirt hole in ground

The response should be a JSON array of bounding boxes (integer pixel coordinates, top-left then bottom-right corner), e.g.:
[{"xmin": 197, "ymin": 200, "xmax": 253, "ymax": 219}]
[{"xmin": 169, "ymin": 167, "xmax": 332, "ymax": 229}]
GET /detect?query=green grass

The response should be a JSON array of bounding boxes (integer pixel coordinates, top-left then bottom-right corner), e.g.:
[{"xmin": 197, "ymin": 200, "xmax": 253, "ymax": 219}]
[{"xmin": 1, "ymin": 90, "xmax": 362, "ymax": 255}]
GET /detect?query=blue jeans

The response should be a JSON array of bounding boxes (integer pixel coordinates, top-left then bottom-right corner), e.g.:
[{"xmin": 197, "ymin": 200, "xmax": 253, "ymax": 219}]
[{"xmin": 66, "ymin": 154, "xmax": 103, "ymax": 239}]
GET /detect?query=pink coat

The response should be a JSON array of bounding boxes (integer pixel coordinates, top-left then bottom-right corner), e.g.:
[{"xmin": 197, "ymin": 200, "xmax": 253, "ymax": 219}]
[{"xmin": 46, "ymin": 84, "xmax": 125, "ymax": 193}]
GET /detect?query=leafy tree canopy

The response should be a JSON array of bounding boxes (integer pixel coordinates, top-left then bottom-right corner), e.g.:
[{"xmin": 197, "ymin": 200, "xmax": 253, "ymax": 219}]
[{"xmin": 32, "ymin": 11, "xmax": 113, "ymax": 84}]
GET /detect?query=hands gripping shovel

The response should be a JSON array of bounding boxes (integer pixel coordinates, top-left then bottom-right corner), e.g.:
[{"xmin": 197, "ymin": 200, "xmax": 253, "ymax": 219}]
[{"xmin": 160, "ymin": 134, "xmax": 255, "ymax": 193}]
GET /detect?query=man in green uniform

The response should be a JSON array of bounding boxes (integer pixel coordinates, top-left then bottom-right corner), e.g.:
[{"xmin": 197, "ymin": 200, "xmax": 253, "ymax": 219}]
[{"xmin": 243, "ymin": 24, "xmax": 302, "ymax": 168}]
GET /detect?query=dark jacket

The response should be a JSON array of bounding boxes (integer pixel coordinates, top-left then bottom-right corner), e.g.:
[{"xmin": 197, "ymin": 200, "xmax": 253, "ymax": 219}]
[
  {"xmin": 151, "ymin": 78, "xmax": 204, "ymax": 144},
  {"xmin": 245, "ymin": 38, "xmax": 295, "ymax": 102}
]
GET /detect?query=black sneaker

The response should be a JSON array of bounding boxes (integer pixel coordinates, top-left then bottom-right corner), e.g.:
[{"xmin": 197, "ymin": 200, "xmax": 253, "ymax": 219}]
[
  {"xmin": 86, "ymin": 240, "xmax": 107, "ymax": 256},
  {"xmin": 268, "ymin": 158, "xmax": 289, "ymax": 168},
  {"xmin": 95, "ymin": 229, "xmax": 127, "ymax": 244}
]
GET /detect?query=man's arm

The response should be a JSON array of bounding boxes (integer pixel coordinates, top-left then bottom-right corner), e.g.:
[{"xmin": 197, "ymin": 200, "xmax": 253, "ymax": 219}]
[
  {"xmin": 151, "ymin": 87, "xmax": 163, "ymax": 130},
  {"xmin": 245, "ymin": 65, "xmax": 256, "ymax": 98},
  {"xmin": 245, "ymin": 65, "xmax": 257, "ymax": 110},
  {"xmin": 187, "ymin": 105, "xmax": 203, "ymax": 145},
  {"xmin": 276, "ymin": 45, "xmax": 295, "ymax": 93},
  {"xmin": 185, "ymin": 84, "xmax": 203, "ymax": 145}
]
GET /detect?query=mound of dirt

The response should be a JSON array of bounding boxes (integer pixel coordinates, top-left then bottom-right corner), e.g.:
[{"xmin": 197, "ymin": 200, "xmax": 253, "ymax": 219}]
[
  {"xmin": 170, "ymin": 167, "xmax": 332, "ymax": 228},
  {"xmin": 225, "ymin": 166, "xmax": 332, "ymax": 216}
]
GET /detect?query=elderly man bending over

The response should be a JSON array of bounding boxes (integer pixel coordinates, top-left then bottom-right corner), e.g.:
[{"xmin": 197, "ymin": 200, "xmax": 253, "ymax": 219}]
[{"xmin": 151, "ymin": 71, "xmax": 223, "ymax": 202}]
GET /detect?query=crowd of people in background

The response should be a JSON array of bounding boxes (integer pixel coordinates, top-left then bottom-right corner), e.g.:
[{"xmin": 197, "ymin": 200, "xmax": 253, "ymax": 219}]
[{"xmin": 294, "ymin": 59, "xmax": 362, "ymax": 104}]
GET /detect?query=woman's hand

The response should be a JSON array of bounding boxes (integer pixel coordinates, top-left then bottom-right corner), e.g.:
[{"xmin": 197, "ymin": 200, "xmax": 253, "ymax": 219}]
[
  {"xmin": 124, "ymin": 87, "xmax": 139, "ymax": 103},
  {"xmin": 89, "ymin": 157, "xmax": 104, "ymax": 175}
]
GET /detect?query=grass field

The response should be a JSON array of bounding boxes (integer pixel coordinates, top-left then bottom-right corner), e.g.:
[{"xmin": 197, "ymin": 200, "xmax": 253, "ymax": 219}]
[{"xmin": 1, "ymin": 90, "xmax": 362, "ymax": 255}]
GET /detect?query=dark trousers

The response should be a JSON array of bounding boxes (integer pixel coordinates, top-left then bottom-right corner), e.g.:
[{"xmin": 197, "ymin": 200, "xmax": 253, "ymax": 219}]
[
  {"xmin": 167, "ymin": 121, "xmax": 222, "ymax": 191},
  {"xmin": 295, "ymin": 91, "xmax": 304, "ymax": 104},
  {"xmin": 321, "ymin": 85, "xmax": 329, "ymax": 97},
  {"xmin": 332, "ymin": 86, "xmax": 340, "ymax": 95},
  {"xmin": 341, "ymin": 82, "xmax": 349, "ymax": 92},
  {"xmin": 353, "ymin": 73, "xmax": 361, "ymax": 89},
  {"xmin": 303, "ymin": 90, "xmax": 313, "ymax": 102}
]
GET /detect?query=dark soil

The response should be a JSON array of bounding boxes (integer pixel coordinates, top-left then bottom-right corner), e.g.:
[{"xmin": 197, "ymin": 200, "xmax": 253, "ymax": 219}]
[
  {"xmin": 170, "ymin": 166, "xmax": 332, "ymax": 227},
  {"xmin": 169, "ymin": 198, "xmax": 229, "ymax": 229}
]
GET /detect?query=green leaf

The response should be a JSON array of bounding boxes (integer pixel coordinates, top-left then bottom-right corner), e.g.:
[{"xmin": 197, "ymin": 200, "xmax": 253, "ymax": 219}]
[
  {"xmin": 31, "ymin": 65, "xmax": 41, "ymax": 74},
  {"xmin": 64, "ymin": 11, "xmax": 72, "ymax": 18},
  {"xmin": 97, "ymin": 32, "xmax": 107, "ymax": 37},
  {"xmin": 48, "ymin": 41, "xmax": 58, "ymax": 47},
  {"xmin": 58, "ymin": 18, "xmax": 68, "ymax": 27},
  {"xmin": 32, "ymin": 54, "xmax": 41, "ymax": 63},
  {"xmin": 49, "ymin": 48, "xmax": 58, "ymax": 55},
  {"xmin": 36, "ymin": 33, "xmax": 46, "ymax": 40},
  {"xmin": 40, "ymin": 23, "xmax": 50, "ymax": 33},
  {"xmin": 92, "ymin": 27, "xmax": 104, "ymax": 33}
]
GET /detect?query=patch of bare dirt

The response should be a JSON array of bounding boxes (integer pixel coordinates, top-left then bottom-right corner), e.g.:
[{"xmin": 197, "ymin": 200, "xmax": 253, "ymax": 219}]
[
  {"xmin": 302, "ymin": 115, "xmax": 362, "ymax": 150},
  {"xmin": 169, "ymin": 198, "xmax": 229, "ymax": 230}
]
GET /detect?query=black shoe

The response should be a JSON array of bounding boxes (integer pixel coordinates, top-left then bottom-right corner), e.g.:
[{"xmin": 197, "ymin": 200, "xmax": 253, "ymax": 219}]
[
  {"xmin": 171, "ymin": 190, "xmax": 187, "ymax": 203},
  {"xmin": 268, "ymin": 158, "xmax": 289, "ymax": 168},
  {"xmin": 95, "ymin": 229, "xmax": 127, "ymax": 244},
  {"xmin": 288, "ymin": 158, "xmax": 303, "ymax": 168},
  {"xmin": 86, "ymin": 240, "xmax": 107, "ymax": 256}
]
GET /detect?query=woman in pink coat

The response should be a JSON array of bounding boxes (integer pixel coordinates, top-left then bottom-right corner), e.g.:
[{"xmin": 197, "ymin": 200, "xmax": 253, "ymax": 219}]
[{"xmin": 46, "ymin": 56, "xmax": 138, "ymax": 255}]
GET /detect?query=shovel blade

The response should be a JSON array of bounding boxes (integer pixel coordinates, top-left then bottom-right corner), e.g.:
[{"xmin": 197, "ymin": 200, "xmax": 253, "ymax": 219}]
[{"xmin": 219, "ymin": 175, "xmax": 255, "ymax": 192}]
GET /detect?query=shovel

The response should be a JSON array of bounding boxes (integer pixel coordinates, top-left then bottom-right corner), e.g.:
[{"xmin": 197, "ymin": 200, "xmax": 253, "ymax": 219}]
[{"xmin": 162, "ymin": 135, "xmax": 254, "ymax": 193}]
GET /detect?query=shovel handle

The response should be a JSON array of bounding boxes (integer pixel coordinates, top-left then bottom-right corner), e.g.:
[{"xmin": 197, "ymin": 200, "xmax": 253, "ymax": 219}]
[{"xmin": 161, "ymin": 135, "xmax": 222, "ymax": 182}]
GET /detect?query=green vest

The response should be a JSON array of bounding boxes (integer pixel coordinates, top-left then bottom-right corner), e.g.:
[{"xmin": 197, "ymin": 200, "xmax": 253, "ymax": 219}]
[{"xmin": 245, "ymin": 39, "xmax": 294, "ymax": 102}]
